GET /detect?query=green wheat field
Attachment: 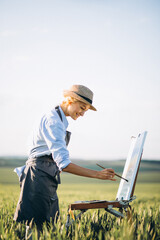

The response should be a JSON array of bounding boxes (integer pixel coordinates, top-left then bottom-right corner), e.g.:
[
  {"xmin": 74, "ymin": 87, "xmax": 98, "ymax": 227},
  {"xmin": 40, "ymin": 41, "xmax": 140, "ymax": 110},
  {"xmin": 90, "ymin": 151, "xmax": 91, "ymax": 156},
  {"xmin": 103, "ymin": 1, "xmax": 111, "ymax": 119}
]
[{"xmin": 0, "ymin": 159, "xmax": 160, "ymax": 240}]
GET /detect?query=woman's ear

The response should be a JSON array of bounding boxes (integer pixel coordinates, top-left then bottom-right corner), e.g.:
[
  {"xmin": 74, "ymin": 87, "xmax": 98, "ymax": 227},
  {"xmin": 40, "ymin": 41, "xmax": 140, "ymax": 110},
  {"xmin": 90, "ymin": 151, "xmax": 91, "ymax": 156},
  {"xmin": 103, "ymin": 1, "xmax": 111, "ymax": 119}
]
[{"xmin": 67, "ymin": 99, "xmax": 73, "ymax": 105}]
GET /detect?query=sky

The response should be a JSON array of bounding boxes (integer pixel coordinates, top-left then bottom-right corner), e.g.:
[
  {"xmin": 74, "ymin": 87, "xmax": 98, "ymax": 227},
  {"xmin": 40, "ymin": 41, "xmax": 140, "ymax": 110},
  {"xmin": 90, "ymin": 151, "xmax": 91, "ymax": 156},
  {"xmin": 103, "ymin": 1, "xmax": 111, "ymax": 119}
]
[{"xmin": 0, "ymin": 0, "xmax": 160, "ymax": 160}]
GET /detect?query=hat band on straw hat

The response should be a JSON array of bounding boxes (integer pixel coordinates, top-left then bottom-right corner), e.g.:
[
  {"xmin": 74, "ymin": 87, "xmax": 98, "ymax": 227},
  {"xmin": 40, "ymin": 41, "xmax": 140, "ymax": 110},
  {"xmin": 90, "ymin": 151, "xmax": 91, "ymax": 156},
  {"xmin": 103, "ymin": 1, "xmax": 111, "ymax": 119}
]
[{"xmin": 73, "ymin": 91, "xmax": 92, "ymax": 104}]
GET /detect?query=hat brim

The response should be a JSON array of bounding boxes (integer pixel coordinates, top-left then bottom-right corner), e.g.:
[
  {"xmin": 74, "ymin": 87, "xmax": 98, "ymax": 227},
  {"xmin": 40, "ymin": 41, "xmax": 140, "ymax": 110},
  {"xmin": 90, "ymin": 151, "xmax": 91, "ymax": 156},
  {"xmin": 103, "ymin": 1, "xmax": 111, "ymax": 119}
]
[{"xmin": 63, "ymin": 90, "xmax": 97, "ymax": 111}]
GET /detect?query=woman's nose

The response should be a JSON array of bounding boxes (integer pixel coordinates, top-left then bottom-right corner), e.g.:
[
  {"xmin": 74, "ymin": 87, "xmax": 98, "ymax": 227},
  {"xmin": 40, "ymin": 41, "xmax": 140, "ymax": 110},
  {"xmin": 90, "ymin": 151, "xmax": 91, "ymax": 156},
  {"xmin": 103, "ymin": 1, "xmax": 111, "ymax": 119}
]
[{"xmin": 80, "ymin": 111, "xmax": 85, "ymax": 116}]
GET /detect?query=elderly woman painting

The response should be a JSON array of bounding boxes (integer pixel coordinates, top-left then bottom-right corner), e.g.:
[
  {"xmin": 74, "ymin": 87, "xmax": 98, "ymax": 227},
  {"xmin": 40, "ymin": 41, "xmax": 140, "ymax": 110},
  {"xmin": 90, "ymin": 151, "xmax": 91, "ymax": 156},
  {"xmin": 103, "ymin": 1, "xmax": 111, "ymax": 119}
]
[{"xmin": 14, "ymin": 85, "xmax": 116, "ymax": 236}]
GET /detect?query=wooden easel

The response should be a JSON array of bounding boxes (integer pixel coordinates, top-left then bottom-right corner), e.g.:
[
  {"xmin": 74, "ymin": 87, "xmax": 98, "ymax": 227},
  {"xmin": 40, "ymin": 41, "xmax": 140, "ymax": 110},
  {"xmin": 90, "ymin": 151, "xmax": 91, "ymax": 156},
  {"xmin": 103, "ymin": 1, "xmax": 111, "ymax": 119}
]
[{"xmin": 66, "ymin": 131, "xmax": 147, "ymax": 230}]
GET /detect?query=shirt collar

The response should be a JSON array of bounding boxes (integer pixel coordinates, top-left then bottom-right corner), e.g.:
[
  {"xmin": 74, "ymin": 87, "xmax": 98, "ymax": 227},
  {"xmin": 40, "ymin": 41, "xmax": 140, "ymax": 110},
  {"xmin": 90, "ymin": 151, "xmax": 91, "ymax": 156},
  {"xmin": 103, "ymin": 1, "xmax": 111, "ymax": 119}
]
[{"xmin": 58, "ymin": 105, "xmax": 69, "ymax": 129}]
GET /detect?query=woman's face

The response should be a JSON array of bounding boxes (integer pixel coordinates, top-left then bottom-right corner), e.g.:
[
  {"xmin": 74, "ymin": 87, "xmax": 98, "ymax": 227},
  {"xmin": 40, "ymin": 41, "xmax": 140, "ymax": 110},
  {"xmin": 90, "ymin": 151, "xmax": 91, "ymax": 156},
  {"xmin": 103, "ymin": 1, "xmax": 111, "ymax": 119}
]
[{"xmin": 68, "ymin": 101, "xmax": 90, "ymax": 120}]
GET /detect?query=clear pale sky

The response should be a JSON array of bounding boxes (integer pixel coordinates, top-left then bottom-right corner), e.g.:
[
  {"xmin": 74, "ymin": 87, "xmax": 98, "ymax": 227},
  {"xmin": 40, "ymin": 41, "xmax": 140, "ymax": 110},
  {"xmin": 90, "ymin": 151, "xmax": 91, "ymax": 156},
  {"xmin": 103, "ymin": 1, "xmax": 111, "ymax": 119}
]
[{"xmin": 0, "ymin": 0, "xmax": 160, "ymax": 160}]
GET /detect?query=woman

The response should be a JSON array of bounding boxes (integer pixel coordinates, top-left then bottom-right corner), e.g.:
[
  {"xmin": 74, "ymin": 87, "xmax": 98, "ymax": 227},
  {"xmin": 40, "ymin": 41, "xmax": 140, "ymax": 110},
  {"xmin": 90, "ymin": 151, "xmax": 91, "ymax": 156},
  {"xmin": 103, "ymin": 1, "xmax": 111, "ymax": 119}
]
[{"xmin": 14, "ymin": 84, "xmax": 116, "ymax": 235}]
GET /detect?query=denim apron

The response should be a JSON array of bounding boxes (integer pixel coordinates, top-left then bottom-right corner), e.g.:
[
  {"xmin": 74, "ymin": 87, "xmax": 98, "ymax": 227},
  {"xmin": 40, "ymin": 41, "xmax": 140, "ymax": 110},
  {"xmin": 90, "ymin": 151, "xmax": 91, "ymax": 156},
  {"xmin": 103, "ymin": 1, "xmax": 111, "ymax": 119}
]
[{"xmin": 14, "ymin": 106, "xmax": 71, "ymax": 229}]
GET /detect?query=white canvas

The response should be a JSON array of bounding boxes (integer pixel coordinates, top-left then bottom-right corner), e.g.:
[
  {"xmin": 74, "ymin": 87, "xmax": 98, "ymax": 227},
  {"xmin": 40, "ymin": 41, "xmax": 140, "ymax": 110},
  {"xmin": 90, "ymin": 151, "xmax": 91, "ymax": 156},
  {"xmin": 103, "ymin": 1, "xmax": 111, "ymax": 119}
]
[{"xmin": 116, "ymin": 131, "xmax": 147, "ymax": 201}]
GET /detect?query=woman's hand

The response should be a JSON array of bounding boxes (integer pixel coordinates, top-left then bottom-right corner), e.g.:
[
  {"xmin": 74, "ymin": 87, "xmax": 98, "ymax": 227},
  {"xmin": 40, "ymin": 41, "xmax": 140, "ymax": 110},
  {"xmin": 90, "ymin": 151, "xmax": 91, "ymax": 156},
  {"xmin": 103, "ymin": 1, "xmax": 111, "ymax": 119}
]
[
  {"xmin": 96, "ymin": 168, "xmax": 116, "ymax": 181},
  {"xmin": 63, "ymin": 163, "xmax": 116, "ymax": 181}
]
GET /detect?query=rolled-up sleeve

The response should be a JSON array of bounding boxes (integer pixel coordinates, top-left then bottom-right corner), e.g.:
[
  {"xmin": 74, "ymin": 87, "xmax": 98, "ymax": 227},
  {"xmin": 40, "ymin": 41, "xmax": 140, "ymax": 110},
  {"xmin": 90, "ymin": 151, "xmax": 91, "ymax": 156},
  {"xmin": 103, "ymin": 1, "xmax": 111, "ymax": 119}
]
[{"xmin": 41, "ymin": 118, "xmax": 71, "ymax": 171}]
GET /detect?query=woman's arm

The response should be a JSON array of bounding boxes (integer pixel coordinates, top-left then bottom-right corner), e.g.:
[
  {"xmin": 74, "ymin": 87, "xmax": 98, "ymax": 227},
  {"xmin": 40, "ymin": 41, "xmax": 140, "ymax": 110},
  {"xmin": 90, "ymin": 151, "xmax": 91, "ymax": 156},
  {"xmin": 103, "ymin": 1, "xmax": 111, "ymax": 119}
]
[{"xmin": 62, "ymin": 163, "xmax": 116, "ymax": 181}]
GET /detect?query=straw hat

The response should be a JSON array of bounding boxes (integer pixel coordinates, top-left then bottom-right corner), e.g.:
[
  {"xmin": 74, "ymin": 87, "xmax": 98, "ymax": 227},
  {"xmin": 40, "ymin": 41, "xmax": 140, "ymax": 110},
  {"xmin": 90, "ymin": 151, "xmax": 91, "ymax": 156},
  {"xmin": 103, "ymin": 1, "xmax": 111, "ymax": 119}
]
[{"xmin": 63, "ymin": 85, "xmax": 97, "ymax": 111}]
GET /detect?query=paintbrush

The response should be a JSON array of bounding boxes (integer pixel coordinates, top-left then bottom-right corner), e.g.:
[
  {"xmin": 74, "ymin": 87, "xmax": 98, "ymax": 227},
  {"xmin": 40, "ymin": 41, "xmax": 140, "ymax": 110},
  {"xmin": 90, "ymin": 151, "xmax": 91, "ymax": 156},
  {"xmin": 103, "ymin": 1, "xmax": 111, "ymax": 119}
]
[{"xmin": 96, "ymin": 163, "xmax": 128, "ymax": 182}]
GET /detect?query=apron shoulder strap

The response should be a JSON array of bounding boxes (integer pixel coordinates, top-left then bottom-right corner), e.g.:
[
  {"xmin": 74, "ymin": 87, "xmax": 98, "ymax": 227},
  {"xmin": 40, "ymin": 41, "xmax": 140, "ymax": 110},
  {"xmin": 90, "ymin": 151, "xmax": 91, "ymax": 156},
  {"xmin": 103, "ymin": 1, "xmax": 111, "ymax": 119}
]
[
  {"xmin": 55, "ymin": 105, "xmax": 71, "ymax": 146},
  {"xmin": 55, "ymin": 106, "xmax": 63, "ymax": 122}
]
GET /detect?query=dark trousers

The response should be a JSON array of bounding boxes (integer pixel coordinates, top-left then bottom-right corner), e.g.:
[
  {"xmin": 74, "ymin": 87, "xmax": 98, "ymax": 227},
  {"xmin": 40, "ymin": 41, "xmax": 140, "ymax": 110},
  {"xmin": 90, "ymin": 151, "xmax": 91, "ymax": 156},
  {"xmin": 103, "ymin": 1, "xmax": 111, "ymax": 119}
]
[{"xmin": 14, "ymin": 156, "xmax": 60, "ymax": 230}]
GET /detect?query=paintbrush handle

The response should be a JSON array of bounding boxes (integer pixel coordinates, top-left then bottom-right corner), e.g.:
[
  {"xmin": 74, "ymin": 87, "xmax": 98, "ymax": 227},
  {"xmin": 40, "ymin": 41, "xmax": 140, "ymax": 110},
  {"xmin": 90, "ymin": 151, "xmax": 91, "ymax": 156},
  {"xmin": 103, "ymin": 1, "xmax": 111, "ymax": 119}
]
[
  {"xmin": 96, "ymin": 163, "xmax": 128, "ymax": 182},
  {"xmin": 96, "ymin": 163, "xmax": 105, "ymax": 169}
]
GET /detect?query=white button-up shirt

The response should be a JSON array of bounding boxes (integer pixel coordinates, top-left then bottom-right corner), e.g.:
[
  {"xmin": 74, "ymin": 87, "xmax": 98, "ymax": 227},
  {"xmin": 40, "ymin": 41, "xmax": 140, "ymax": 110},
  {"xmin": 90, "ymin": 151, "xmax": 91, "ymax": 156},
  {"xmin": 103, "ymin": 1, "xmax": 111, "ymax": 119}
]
[{"xmin": 27, "ymin": 106, "xmax": 71, "ymax": 171}]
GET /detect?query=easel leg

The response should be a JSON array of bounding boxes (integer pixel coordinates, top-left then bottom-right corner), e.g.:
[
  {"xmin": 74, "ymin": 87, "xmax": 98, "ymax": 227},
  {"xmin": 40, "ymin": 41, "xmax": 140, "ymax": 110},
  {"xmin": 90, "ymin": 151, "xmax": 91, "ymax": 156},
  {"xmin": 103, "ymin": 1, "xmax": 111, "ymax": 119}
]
[
  {"xmin": 65, "ymin": 208, "xmax": 87, "ymax": 233},
  {"xmin": 125, "ymin": 205, "xmax": 133, "ymax": 222},
  {"xmin": 66, "ymin": 211, "xmax": 71, "ymax": 235},
  {"xmin": 118, "ymin": 208, "xmax": 124, "ymax": 223}
]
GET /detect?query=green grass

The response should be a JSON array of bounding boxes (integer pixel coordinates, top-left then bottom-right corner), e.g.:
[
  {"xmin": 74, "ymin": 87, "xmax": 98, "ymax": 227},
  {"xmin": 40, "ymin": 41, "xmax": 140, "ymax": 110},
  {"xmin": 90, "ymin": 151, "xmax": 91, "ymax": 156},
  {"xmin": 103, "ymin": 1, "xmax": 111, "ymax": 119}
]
[
  {"xmin": 0, "ymin": 167, "xmax": 160, "ymax": 239},
  {"xmin": 0, "ymin": 183, "xmax": 160, "ymax": 239},
  {"xmin": 0, "ymin": 167, "xmax": 160, "ymax": 185}
]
